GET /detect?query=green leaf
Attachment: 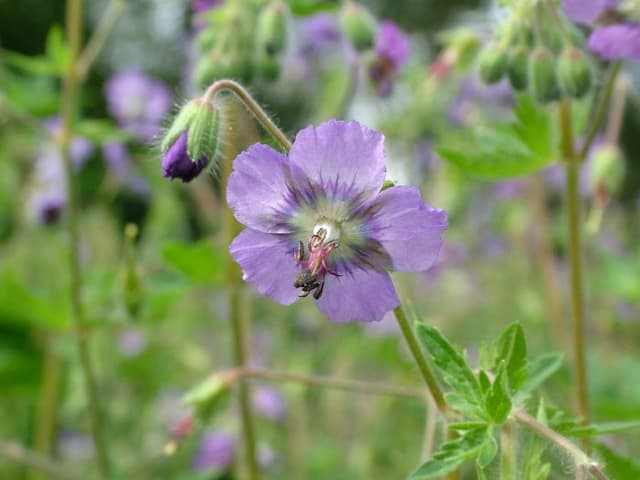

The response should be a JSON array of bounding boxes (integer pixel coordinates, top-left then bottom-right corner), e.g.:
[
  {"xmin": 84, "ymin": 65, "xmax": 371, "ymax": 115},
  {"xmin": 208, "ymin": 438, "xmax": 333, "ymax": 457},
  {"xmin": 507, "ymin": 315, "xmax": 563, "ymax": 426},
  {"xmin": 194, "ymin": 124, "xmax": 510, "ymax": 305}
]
[
  {"xmin": 476, "ymin": 432, "xmax": 498, "ymax": 469},
  {"xmin": 288, "ymin": 0, "xmax": 339, "ymax": 16},
  {"xmin": 485, "ymin": 363, "xmax": 512, "ymax": 424},
  {"xmin": 415, "ymin": 324, "xmax": 485, "ymax": 416},
  {"xmin": 76, "ymin": 119, "xmax": 132, "ymax": 145},
  {"xmin": 593, "ymin": 442, "xmax": 640, "ymax": 479},
  {"xmin": 492, "ymin": 322, "xmax": 527, "ymax": 393},
  {"xmin": 436, "ymin": 95, "xmax": 557, "ymax": 179},
  {"xmin": 561, "ymin": 420, "xmax": 640, "ymax": 438},
  {"xmin": 409, "ymin": 427, "xmax": 488, "ymax": 479},
  {"xmin": 449, "ymin": 421, "xmax": 489, "ymax": 431},
  {"xmin": 518, "ymin": 352, "xmax": 563, "ymax": 396},
  {"xmin": 475, "ymin": 461, "xmax": 489, "ymax": 480},
  {"xmin": 45, "ymin": 25, "xmax": 71, "ymax": 72},
  {"xmin": 161, "ymin": 240, "xmax": 227, "ymax": 285}
]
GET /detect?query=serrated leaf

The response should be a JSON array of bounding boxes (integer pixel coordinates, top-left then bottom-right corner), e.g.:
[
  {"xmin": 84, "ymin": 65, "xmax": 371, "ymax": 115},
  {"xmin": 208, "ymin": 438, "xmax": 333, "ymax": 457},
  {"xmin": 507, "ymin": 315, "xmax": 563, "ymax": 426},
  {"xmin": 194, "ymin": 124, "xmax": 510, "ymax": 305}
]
[
  {"xmin": 561, "ymin": 420, "xmax": 640, "ymax": 438},
  {"xmin": 593, "ymin": 442, "xmax": 640, "ymax": 478},
  {"xmin": 493, "ymin": 322, "xmax": 527, "ymax": 393},
  {"xmin": 416, "ymin": 324, "xmax": 485, "ymax": 415},
  {"xmin": 518, "ymin": 352, "xmax": 563, "ymax": 395},
  {"xmin": 477, "ymin": 432, "xmax": 498, "ymax": 468},
  {"xmin": 486, "ymin": 363, "xmax": 512, "ymax": 424},
  {"xmin": 437, "ymin": 95, "xmax": 556, "ymax": 179},
  {"xmin": 409, "ymin": 428, "xmax": 488, "ymax": 479},
  {"xmin": 161, "ymin": 240, "xmax": 226, "ymax": 285}
]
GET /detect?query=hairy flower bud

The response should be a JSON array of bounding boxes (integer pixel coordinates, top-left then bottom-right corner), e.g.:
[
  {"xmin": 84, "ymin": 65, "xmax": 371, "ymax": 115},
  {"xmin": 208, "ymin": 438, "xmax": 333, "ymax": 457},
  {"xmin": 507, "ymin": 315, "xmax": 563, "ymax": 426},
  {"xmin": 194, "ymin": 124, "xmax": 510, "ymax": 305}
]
[
  {"xmin": 256, "ymin": 1, "xmax": 288, "ymax": 57},
  {"xmin": 529, "ymin": 46, "xmax": 560, "ymax": 103},
  {"xmin": 478, "ymin": 43, "xmax": 509, "ymax": 84},
  {"xmin": 507, "ymin": 45, "xmax": 529, "ymax": 91},
  {"xmin": 161, "ymin": 99, "xmax": 218, "ymax": 182},
  {"xmin": 558, "ymin": 47, "xmax": 593, "ymax": 99},
  {"xmin": 340, "ymin": 2, "xmax": 377, "ymax": 52}
]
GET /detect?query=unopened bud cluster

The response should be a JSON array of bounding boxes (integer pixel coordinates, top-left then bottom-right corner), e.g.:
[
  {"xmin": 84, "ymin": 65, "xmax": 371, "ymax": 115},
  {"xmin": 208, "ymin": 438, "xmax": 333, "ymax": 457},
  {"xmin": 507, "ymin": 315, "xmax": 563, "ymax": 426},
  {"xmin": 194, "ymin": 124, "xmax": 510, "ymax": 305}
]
[
  {"xmin": 477, "ymin": 2, "xmax": 593, "ymax": 103},
  {"xmin": 193, "ymin": 1, "xmax": 289, "ymax": 88}
]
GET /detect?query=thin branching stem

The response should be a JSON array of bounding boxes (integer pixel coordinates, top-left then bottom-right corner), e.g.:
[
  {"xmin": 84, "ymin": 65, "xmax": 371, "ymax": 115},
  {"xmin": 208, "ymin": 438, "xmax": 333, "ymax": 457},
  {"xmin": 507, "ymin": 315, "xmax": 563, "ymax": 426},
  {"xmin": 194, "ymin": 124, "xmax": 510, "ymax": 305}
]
[
  {"xmin": 61, "ymin": 0, "xmax": 110, "ymax": 476},
  {"xmin": 0, "ymin": 442, "xmax": 84, "ymax": 480}
]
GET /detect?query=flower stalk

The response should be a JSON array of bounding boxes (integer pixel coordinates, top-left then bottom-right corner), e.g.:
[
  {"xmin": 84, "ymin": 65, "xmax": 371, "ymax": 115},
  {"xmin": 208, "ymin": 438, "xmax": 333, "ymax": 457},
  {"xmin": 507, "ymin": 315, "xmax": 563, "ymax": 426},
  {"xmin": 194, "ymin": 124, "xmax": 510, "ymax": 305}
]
[{"xmin": 393, "ymin": 305, "xmax": 448, "ymax": 415}]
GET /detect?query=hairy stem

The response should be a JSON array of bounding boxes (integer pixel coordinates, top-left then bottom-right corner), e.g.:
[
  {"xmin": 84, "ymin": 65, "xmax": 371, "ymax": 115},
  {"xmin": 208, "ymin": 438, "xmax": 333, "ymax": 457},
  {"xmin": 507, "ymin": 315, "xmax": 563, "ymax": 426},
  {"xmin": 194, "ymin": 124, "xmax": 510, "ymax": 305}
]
[
  {"xmin": 513, "ymin": 411, "xmax": 609, "ymax": 479},
  {"xmin": 558, "ymin": 100, "xmax": 590, "ymax": 424},
  {"xmin": 226, "ymin": 367, "xmax": 428, "ymax": 400},
  {"xmin": 0, "ymin": 442, "xmax": 83, "ymax": 480},
  {"xmin": 61, "ymin": 0, "xmax": 110, "ymax": 476},
  {"xmin": 500, "ymin": 423, "xmax": 516, "ymax": 480},
  {"xmin": 393, "ymin": 306, "xmax": 448, "ymax": 415},
  {"xmin": 204, "ymin": 79, "xmax": 291, "ymax": 151}
]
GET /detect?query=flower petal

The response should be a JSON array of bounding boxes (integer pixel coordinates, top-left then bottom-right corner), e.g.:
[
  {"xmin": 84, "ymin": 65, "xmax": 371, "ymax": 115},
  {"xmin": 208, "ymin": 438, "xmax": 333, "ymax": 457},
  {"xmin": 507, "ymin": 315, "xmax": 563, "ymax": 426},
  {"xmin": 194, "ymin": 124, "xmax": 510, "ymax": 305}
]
[
  {"xmin": 588, "ymin": 24, "xmax": 640, "ymax": 61},
  {"xmin": 227, "ymin": 143, "xmax": 298, "ymax": 234},
  {"xmin": 367, "ymin": 186, "xmax": 447, "ymax": 272},
  {"xmin": 315, "ymin": 268, "xmax": 399, "ymax": 323},
  {"xmin": 562, "ymin": 0, "xmax": 608, "ymax": 25},
  {"xmin": 289, "ymin": 120, "xmax": 386, "ymax": 201},
  {"xmin": 229, "ymin": 229, "xmax": 300, "ymax": 305}
]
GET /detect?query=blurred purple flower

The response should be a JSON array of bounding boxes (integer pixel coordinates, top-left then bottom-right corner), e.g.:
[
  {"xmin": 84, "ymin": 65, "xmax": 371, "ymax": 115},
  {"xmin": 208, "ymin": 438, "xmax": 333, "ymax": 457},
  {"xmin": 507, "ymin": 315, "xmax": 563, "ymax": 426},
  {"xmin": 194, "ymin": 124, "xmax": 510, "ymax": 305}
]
[
  {"xmin": 448, "ymin": 77, "xmax": 513, "ymax": 127},
  {"xmin": 43, "ymin": 117, "xmax": 94, "ymax": 167},
  {"xmin": 30, "ymin": 190, "xmax": 66, "ymax": 225},
  {"xmin": 193, "ymin": 431, "xmax": 236, "ymax": 473},
  {"xmin": 192, "ymin": 0, "xmax": 223, "ymax": 14},
  {"xmin": 227, "ymin": 120, "xmax": 447, "ymax": 323},
  {"xmin": 562, "ymin": 0, "xmax": 612, "ymax": 25},
  {"xmin": 105, "ymin": 70, "xmax": 172, "ymax": 142},
  {"xmin": 28, "ymin": 150, "xmax": 67, "ymax": 225},
  {"xmin": 493, "ymin": 180, "xmax": 525, "ymax": 199},
  {"xmin": 589, "ymin": 23, "xmax": 640, "ymax": 61},
  {"xmin": 253, "ymin": 386, "xmax": 286, "ymax": 421},
  {"xmin": 368, "ymin": 21, "xmax": 410, "ymax": 97},
  {"xmin": 118, "ymin": 329, "xmax": 146, "ymax": 356},
  {"xmin": 299, "ymin": 14, "xmax": 343, "ymax": 56},
  {"xmin": 103, "ymin": 142, "xmax": 131, "ymax": 179},
  {"xmin": 58, "ymin": 430, "xmax": 94, "ymax": 460}
]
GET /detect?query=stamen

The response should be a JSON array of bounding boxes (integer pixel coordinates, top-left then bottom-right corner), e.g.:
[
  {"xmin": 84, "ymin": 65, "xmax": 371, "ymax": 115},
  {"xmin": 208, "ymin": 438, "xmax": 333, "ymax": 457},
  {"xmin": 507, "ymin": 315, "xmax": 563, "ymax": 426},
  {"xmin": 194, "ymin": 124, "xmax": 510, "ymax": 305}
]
[{"xmin": 293, "ymin": 223, "xmax": 342, "ymax": 300}]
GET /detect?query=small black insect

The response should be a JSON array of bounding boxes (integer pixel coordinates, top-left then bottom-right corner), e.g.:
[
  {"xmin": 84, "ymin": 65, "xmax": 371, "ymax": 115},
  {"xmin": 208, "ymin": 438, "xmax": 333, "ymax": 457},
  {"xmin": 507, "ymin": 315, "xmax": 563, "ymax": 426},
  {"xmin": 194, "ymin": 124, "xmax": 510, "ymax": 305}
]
[{"xmin": 294, "ymin": 269, "xmax": 325, "ymax": 299}]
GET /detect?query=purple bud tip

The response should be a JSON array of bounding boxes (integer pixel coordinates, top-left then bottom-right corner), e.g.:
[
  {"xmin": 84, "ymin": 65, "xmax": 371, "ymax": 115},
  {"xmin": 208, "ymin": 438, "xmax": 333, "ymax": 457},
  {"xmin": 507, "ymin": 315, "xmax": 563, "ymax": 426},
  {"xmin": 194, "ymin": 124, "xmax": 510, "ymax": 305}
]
[{"xmin": 162, "ymin": 131, "xmax": 208, "ymax": 183}]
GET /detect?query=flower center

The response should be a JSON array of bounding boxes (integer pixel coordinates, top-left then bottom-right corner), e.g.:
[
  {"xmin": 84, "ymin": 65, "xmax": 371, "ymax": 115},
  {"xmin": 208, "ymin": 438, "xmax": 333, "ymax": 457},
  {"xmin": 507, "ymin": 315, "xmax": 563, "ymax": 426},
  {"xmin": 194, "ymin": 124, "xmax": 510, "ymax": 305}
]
[{"xmin": 293, "ymin": 222, "xmax": 342, "ymax": 300}]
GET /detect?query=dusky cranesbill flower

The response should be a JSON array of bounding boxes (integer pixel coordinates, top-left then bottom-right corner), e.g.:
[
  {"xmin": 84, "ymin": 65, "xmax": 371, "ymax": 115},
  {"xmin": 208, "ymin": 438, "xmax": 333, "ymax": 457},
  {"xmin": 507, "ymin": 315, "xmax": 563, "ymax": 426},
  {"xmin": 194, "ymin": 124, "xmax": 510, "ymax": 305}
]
[
  {"xmin": 368, "ymin": 21, "xmax": 410, "ymax": 97},
  {"xmin": 227, "ymin": 120, "xmax": 447, "ymax": 323}
]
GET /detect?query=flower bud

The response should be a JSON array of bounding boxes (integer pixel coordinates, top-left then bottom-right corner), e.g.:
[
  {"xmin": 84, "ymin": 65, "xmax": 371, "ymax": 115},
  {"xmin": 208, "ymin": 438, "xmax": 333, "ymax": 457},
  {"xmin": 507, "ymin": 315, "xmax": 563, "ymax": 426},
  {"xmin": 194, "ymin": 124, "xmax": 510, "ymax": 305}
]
[
  {"xmin": 529, "ymin": 46, "xmax": 560, "ymax": 104},
  {"xmin": 589, "ymin": 144, "xmax": 625, "ymax": 195},
  {"xmin": 340, "ymin": 2, "xmax": 377, "ymax": 52},
  {"xmin": 507, "ymin": 45, "xmax": 529, "ymax": 91},
  {"xmin": 161, "ymin": 99, "xmax": 218, "ymax": 182},
  {"xmin": 558, "ymin": 47, "xmax": 592, "ymax": 99},
  {"xmin": 256, "ymin": 1, "xmax": 288, "ymax": 57},
  {"xmin": 183, "ymin": 373, "xmax": 234, "ymax": 421},
  {"xmin": 256, "ymin": 52, "xmax": 281, "ymax": 81},
  {"xmin": 478, "ymin": 43, "xmax": 509, "ymax": 84}
]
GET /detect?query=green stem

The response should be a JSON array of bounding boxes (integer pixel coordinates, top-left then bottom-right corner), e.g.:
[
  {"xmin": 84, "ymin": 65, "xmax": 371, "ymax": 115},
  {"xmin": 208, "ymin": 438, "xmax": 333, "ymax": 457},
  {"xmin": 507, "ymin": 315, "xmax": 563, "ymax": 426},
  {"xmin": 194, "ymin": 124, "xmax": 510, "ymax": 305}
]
[
  {"xmin": 228, "ymin": 367, "xmax": 428, "ymax": 400},
  {"xmin": 393, "ymin": 306, "xmax": 448, "ymax": 415},
  {"xmin": 76, "ymin": 0, "xmax": 126, "ymax": 81},
  {"xmin": 579, "ymin": 62, "xmax": 622, "ymax": 161},
  {"xmin": 500, "ymin": 423, "xmax": 516, "ymax": 480},
  {"xmin": 513, "ymin": 411, "xmax": 609, "ymax": 479},
  {"xmin": 61, "ymin": 0, "xmax": 110, "ymax": 477},
  {"xmin": 221, "ymin": 98, "xmax": 264, "ymax": 480},
  {"xmin": 0, "ymin": 442, "xmax": 83, "ymax": 480},
  {"xmin": 558, "ymin": 100, "xmax": 590, "ymax": 424},
  {"xmin": 203, "ymin": 79, "xmax": 291, "ymax": 151},
  {"xmin": 32, "ymin": 337, "xmax": 63, "ymax": 480}
]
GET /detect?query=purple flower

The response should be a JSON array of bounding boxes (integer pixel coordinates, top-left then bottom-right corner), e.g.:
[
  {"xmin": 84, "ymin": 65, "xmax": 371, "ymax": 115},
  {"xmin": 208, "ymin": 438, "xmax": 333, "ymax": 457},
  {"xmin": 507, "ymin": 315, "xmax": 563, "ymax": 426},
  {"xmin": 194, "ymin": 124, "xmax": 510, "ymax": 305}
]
[
  {"xmin": 43, "ymin": 117, "xmax": 94, "ymax": 167},
  {"xmin": 562, "ymin": 0, "xmax": 612, "ymax": 25},
  {"xmin": 30, "ymin": 190, "xmax": 66, "ymax": 225},
  {"xmin": 299, "ymin": 13, "xmax": 343, "ymax": 55},
  {"xmin": 192, "ymin": 0, "xmax": 223, "ymax": 14},
  {"xmin": 253, "ymin": 386, "xmax": 286, "ymax": 421},
  {"xmin": 368, "ymin": 21, "xmax": 410, "ymax": 97},
  {"xmin": 162, "ymin": 131, "xmax": 208, "ymax": 182},
  {"xmin": 589, "ymin": 23, "xmax": 640, "ymax": 61},
  {"xmin": 104, "ymin": 70, "xmax": 172, "ymax": 142},
  {"xmin": 193, "ymin": 431, "xmax": 236, "ymax": 473},
  {"xmin": 103, "ymin": 142, "xmax": 131, "ymax": 179},
  {"xmin": 227, "ymin": 120, "xmax": 447, "ymax": 323}
]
